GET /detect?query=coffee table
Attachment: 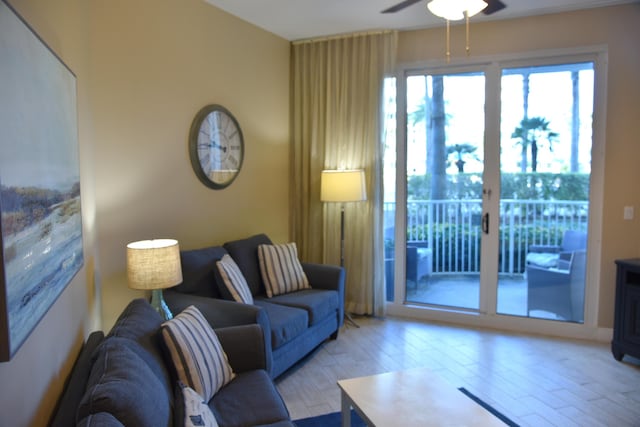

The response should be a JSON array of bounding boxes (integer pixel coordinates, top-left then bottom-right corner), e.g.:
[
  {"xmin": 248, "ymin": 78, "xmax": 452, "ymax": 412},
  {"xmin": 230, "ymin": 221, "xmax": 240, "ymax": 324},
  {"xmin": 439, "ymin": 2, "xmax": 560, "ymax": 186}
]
[{"xmin": 337, "ymin": 368, "xmax": 507, "ymax": 426}]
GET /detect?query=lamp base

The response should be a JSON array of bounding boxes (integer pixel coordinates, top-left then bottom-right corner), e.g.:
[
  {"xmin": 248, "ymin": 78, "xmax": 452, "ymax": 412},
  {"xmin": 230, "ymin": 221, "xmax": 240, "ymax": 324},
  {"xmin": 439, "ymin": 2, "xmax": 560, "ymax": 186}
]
[
  {"xmin": 345, "ymin": 313, "xmax": 360, "ymax": 328},
  {"xmin": 150, "ymin": 289, "xmax": 173, "ymax": 320}
]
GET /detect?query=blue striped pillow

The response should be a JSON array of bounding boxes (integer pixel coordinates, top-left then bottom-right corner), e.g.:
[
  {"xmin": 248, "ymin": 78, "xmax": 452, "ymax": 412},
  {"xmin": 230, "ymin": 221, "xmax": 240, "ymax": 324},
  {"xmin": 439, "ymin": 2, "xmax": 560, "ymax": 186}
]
[
  {"xmin": 258, "ymin": 243, "xmax": 310, "ymax": 297},
  {"xmin": 161, "ymin": 306, "xmax": 235, "ymax": 401},
  {"xmin": 216, "ymin": 255, "xmax": 254, "ymax": 304}
]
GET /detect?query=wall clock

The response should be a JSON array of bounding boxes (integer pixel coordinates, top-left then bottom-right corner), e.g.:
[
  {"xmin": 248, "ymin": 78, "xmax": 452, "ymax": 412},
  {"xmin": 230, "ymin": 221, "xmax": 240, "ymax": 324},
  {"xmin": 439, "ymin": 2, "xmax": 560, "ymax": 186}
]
[{"xmin": 189, "ymin": 104, "xmax": 244, "ymax": 189}]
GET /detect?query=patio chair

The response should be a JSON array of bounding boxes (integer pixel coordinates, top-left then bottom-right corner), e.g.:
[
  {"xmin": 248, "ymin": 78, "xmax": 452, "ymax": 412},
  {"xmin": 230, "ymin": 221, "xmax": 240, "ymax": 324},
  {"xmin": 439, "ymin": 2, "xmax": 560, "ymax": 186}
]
[
  {"xmin": 526, "ymin": 229, "xmax": 587, "ymax": 268},
  {"xmin": 526, "ymin": 249, "xmax": 586, "ymax": 322},
  {"xmin": 407, "ymin": 242, "xmax": 432, "ymax": 287}
]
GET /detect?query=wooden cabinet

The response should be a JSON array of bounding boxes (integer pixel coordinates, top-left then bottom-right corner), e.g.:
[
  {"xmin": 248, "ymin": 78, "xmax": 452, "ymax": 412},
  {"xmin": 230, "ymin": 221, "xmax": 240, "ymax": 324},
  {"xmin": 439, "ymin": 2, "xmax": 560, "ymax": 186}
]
[{"xmin": 612, "ymin": 259, "xmax": 640, "ymax": 361}]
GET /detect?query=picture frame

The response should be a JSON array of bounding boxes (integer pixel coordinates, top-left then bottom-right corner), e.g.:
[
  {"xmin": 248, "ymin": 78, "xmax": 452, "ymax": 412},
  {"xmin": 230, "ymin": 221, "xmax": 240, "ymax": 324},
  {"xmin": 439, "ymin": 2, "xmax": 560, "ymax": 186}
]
[{"xmin": 0, "ymin": 0, "xmax": 84, "ymax": 361}]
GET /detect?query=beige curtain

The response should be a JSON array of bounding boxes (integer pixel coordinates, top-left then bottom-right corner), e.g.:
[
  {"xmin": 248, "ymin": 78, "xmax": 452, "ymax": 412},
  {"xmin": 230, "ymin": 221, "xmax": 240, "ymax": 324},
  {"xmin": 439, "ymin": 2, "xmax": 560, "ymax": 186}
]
[{"xmin": 290, "ymin": 31, "xmax": 397, "ymax": 316}]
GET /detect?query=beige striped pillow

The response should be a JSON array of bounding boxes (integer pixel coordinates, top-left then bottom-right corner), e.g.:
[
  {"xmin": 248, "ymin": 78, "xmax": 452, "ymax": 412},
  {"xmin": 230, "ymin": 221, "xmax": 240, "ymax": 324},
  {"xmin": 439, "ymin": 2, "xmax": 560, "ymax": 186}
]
[
  {"xmin": 161, "ymin": 306, "xmax": 235, "ymax": 401},
  {"xmin": 216, "ymin": 254, "xmax": 254, "ymax": 304},
  {"xmin": 258, "ymin": 243, "xmax": 310, "ymax": 297}
]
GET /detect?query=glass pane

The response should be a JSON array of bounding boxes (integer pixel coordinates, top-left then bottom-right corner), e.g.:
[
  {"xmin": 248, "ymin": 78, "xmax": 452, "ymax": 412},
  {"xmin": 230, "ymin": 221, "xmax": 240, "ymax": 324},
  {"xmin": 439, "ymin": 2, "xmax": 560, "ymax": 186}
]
[
  {"xmin": 405, "ymin": 72, "xmax": 485, "ymax": 310},
  {"xmin": 497, "ymin": 63, "xmax": 593, "ymax": 323}
]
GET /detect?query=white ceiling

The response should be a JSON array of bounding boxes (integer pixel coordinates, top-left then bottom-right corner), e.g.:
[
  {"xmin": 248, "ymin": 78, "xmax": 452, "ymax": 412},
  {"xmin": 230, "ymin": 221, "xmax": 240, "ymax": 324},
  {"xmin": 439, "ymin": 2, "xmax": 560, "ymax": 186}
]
[{"xmin": 204, "ymin": 0, "xmax": 635, "ymax": 41}]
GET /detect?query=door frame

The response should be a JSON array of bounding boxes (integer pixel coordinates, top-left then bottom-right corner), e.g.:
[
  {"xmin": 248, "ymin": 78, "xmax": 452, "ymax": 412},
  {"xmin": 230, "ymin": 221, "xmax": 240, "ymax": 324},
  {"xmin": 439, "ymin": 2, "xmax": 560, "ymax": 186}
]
[{"xmin": 387, "ymin": 45, "xmax": 609, "ymax": 341}]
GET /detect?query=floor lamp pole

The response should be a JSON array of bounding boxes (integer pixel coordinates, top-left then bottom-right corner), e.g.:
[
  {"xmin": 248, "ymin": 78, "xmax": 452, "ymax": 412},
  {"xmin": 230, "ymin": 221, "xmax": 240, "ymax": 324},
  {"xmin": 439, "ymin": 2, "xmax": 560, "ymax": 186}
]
[{"xmin": 341, "ymin": 204, "xmax": 360, "ymax": 328}]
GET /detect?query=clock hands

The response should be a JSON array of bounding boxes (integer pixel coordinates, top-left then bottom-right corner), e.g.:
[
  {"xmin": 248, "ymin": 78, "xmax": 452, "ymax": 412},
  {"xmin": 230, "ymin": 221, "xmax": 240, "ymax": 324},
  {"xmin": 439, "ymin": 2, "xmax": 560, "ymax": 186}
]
[{"xmin": 197, "ymin": 141, "xmax": 227, "ymax": 153}]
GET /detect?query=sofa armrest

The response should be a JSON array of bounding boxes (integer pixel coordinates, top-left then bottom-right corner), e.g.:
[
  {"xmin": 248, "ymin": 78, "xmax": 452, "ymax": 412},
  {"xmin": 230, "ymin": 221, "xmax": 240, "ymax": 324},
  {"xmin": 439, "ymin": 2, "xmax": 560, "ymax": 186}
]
[
  {"xmin": 165, "ymin": 290, "xmax": 261, "ymax": 327},
  {"xmin": 164, "ymin": 289, "xmax": 273, "ymax": 375},
  {"xmin": 215, "ymin": 324, "xmax": 267, "ymax": 373},
  {"xmin": 302, "ymin": 262, "xmax": 345, "ymax": 327},
  {"xmin": 302, "ymin": 262, "xmax": 345, "ymax": 292}
]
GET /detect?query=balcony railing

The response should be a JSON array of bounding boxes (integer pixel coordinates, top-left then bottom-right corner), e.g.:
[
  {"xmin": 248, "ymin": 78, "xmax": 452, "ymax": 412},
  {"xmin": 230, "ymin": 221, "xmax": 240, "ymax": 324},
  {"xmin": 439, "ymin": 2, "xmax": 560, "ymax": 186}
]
[{"xmin": 384, "ymin": 199, "xmax": 589, "ymax": 275}]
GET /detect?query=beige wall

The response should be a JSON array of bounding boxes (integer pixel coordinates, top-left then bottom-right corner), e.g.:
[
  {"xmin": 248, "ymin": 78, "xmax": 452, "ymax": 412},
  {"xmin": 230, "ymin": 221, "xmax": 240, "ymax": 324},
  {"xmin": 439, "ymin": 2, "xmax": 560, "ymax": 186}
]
[
  {"xmin": 0, "ymin": 0, "xmax": 99, "ymax": 426},
  {"xmin": 88, "ymin": 0, "xmax": 291, "ymax": 330},
  {"xmin": 0, "ymin": 0, "xmax": 290, "ymax": 425},
  {"xmin": 397, "ymin": 4, "xmax": 640, "ymax": 329}
]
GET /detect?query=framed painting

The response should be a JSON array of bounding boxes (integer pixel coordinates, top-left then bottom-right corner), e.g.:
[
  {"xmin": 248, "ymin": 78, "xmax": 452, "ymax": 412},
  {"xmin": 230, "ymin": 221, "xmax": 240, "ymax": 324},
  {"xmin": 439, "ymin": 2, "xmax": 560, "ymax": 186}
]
[{"xmin": 0, "ymin": 0, "xmax": 84, "ymax": 361}]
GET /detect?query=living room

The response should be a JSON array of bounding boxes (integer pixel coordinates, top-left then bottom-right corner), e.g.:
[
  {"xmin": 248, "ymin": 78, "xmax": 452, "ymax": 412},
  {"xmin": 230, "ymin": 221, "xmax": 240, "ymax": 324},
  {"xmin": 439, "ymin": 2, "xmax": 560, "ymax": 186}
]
[{"xmin": 0, "ymin": 0, "xmax": 639, "ymax": 426}]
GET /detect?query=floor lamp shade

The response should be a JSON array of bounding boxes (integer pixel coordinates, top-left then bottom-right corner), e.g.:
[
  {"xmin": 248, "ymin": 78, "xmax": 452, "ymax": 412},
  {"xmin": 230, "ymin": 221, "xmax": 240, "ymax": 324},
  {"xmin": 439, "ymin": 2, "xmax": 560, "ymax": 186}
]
[
  {"xmin": 127, "ymin": 239, "xmax": 182, "ymax": 320},
  {"xmin": 320, "ymin": 170, "xmax": 367, "ymax": 203}
]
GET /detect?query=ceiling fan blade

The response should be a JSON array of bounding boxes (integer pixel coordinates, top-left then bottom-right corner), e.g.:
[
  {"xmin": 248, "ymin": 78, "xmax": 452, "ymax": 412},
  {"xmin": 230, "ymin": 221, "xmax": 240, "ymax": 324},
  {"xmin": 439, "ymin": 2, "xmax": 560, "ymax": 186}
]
[
  {"xmin": 482, "ymin": 0, "xmax": 506, "ymax": 15},
  {"xmin": 381, "ymin": 0, "xmax": 423, "ymax": 14}
]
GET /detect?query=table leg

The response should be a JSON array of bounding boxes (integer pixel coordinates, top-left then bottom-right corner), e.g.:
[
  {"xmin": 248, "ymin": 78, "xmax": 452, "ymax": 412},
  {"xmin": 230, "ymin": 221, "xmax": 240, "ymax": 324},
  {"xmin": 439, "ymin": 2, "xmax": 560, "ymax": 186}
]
[{"xmin": 341, "ymin": 389, "xmax": 351, "ymax": 427}]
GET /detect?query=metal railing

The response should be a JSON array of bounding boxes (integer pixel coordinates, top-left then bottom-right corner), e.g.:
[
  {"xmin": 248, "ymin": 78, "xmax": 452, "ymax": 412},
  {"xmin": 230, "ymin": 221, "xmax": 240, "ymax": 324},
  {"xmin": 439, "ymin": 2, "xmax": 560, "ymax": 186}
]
[{"xmin": 384, "ymin": 199, "xmax": 589, "ymax": 275}]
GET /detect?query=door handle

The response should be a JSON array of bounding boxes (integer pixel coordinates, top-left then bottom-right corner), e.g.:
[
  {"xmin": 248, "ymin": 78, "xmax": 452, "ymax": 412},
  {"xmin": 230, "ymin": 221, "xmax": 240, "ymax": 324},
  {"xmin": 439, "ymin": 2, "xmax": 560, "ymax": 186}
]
[{"xmin": 482, "ymin": 213, "xmax": 489, "ymax": 234}]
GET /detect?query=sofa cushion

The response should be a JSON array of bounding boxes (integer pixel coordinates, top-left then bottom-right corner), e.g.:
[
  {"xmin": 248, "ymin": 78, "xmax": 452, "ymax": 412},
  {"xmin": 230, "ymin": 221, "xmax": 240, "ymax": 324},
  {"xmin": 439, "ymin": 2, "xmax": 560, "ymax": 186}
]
[
  {"xmin": 210, "ymin": 370, "xmax": 290, "ymax": 427},
  {"xmin": 173, "ymin": 246, "xmax": 229, "ymax": 297},
  {"xmin": 175, "ymin": 382, "xmax": 219, "ymax": 427},
  {"xmin": 216, "ymin": 254, "xmax": 254, "ymax": 304},
  {"xmin": 49, "ymin": 331, "xmax": 105, "ymax": 427},
  {"xmin": 162, "ymin": 306, "xmax": 235, "ymax": 401},
  {"xmin": 263, "ymin": 289, "xmax": 339, "ymax": 326},
  {"xmin": 77, "ymin": 337, "xmax": 171, "ymax": 427},
  {"xmin": 77, "ymin": 412, "xmax": 125, "ymax": 427},
  {"xmin": 106, "ymin": 299, "xmax": 172, "ymax": 398},
  {"xmin": 254, "ymin": 300, "xmax": 308, "ymax": 349},
  {"xmin": 223, "ymin": 234, "xmax": 273, "ymax": 296},
  {"xmin": 258, "ymin": 243, "xmax": 310, "ymax": 297}
]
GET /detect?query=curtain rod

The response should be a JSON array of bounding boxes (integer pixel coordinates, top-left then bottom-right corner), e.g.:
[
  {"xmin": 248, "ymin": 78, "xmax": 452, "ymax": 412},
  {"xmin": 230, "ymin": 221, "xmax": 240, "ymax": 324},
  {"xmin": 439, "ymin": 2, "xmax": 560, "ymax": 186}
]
[{"xmin": 292, "ymin": 29, "xmax": 395, "ymax": 46}]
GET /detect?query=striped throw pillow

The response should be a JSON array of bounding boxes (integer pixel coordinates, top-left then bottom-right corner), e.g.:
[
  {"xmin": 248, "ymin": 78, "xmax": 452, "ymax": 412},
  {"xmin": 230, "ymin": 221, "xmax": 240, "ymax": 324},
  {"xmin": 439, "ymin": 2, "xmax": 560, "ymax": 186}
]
[
  {"xmin": 180, "ymin": 384, "xmax": 219, "ymax": 427},
  {"xmin": 216, "ymin": 254, "xmax": 254, "ymax": 304},
  {"xmin": 258, "ymin": 242, "xmax": 310, "ymax": 297},
  {"xmin": 161, "ymin": 306, "xmax": 235, "ymax": 401}
]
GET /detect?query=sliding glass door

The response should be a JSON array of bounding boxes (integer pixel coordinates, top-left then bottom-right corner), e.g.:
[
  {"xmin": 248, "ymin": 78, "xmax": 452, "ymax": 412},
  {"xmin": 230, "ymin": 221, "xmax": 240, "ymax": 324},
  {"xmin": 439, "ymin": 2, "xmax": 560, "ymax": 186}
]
[
  {"xmin": 497, "ymin": 63, "xmax": 593, "ymax": 323},
  {"xmin": 404, "ymin": 71, "xmax": 485, "ymax": 311},
  {"xmin": 384, "ymin": 56, "xmax": 596, "ymax": 326}
]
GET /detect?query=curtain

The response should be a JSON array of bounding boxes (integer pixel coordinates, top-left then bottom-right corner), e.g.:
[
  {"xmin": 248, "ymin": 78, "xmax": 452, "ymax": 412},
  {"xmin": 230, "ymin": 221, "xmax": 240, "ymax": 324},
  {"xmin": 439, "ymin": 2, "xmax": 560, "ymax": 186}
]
[{"xmin": 291, "ymin": 31, "xmax": 397, "ymax": 316}]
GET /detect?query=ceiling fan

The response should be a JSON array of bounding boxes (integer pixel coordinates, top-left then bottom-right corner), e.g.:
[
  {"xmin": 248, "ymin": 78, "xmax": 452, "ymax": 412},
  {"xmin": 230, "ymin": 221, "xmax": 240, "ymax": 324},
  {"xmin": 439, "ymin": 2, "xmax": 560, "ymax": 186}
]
[{"xmin": 382, "ymin": 0, "xmax": 506, "ymax": 15}]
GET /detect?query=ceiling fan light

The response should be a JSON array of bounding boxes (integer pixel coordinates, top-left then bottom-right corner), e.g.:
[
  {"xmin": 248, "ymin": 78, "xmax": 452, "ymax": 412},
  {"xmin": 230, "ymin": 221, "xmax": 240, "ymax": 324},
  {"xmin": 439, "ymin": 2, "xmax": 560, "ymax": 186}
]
[
  {"xmin": 427, "ymin": 0, "xmax": 464, "ymax": 21},
  {"xmin": 465, "ymin": 0, "xmax": 489, "ymax": 17},
  {"xmin": 427, "ymin": 0, "xmax": 488, "ymax": 21}
]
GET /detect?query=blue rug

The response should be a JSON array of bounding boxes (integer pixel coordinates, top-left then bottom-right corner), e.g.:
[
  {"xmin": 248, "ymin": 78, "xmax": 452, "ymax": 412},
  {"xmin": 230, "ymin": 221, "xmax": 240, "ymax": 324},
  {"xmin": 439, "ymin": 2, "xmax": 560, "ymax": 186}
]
[
  {"xmin": 294, "ymin": 409, "xmax": 366, "ymax": 427},
  {"xmin": 293, "ymin": 388, "xmax": 519, "ymax": 427}
]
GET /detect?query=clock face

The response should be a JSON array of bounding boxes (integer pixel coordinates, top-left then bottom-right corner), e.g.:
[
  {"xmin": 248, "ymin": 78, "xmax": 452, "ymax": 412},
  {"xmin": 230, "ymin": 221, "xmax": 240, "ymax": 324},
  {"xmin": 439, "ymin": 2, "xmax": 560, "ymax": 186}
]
[{"xmin": 189, "ymin": 105, "xmax": 244, "ymax": 189}]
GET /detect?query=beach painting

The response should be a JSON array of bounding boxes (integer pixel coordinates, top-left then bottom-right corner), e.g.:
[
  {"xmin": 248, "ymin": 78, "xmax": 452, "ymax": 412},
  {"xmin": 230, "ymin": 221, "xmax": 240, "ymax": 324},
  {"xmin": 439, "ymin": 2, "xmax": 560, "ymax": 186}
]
[{"xmin": 0, "ymin": 0, "xmax": 84, "ymax": 361}]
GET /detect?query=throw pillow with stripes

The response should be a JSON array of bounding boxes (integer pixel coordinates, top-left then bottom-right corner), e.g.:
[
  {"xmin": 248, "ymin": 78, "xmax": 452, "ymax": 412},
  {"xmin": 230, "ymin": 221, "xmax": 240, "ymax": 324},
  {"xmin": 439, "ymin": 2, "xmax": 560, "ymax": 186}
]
[
  {"xmin": 258, "ymin": 242, "xmax": 310, "ymax": 297},
  {"xmin": 161, "ymin": 306, "xmax": 235, "ymax": 401},
  {"xmin": 216, "ymin": 254, "xmax": 254, "ymax": 304},
  {"xmin": 180, "ymin": 384, "xmax": 219, "ymax": 427}
]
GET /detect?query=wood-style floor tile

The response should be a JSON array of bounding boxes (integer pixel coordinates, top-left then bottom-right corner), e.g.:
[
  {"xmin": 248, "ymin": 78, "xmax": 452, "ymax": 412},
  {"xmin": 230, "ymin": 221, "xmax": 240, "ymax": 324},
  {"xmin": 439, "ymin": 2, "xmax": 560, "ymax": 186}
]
[{"xmin": 275, "ymin": 316, "xmax": 640, "ymax": 425}]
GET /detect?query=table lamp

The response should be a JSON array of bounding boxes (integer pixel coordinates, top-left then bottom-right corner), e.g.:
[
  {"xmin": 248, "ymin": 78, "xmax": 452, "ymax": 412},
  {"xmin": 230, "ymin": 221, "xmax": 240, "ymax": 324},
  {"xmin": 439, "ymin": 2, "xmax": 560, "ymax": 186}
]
[
  {"xmin": 126, "ymin": 239, "xmax": 182, "ymax": 320},
  {"xmin": 321, "ymin": 169, "xmax": 367, "ymax": 327}
]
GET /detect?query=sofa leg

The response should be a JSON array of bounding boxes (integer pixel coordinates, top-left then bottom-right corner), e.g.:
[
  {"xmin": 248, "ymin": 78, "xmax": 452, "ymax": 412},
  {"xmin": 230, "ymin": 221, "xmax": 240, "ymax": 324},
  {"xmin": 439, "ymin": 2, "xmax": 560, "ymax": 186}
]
[{"xmin": 330, "ymin": 330, "xmax": 339, "ymax": 340}]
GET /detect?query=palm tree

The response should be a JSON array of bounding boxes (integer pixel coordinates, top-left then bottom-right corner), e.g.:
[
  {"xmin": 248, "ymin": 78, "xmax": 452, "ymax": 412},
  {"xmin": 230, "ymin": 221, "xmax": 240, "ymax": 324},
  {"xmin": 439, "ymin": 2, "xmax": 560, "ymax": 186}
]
[
  {"xmin": 447, "ymin": 143, "xmax": 478, "ymax": 173},
  {"xmin": 511, "ymin": 117, "xmax": 558, "ymax": 172}
]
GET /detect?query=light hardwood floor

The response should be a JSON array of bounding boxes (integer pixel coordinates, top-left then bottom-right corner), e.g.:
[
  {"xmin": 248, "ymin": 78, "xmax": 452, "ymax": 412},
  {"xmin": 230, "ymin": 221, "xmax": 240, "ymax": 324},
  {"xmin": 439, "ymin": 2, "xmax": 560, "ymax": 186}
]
[{"xmin": 275, "ymin": 316, "xmax": 640, "ymax": 426}]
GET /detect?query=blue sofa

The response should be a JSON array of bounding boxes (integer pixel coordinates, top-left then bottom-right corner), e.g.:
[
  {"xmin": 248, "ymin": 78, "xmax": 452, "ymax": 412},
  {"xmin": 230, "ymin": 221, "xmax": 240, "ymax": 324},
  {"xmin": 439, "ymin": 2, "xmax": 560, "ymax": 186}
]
[
  {"xmin": 49, "ymin": 299, "xmax": 295, "ymax": 427},
  {"xmin": 164, "ymin": 233, "xmax": 345, "ymax": 378}
]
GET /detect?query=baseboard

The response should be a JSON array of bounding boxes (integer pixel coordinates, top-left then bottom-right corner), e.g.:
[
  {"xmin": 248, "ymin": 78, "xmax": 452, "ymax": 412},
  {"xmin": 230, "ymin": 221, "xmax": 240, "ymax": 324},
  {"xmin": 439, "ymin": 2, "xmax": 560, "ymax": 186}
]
[{"xmin": 385, "ymin": 302, "xmax": 613, "ymax": 343}]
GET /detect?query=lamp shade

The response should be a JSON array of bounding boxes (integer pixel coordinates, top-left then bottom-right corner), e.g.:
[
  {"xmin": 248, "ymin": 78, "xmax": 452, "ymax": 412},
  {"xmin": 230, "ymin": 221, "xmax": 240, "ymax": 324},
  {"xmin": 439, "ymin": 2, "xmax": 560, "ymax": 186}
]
[
  {"xmin": 127, "ymin": 239, "xmax": 182, "ymax": 290},
  {"xmin": 320, "ymin": 169, "xmax": 367, "ymax": 202},
  {"xmin": 427, "ymin": 0, "xmax": 487, "ymax": 21}
]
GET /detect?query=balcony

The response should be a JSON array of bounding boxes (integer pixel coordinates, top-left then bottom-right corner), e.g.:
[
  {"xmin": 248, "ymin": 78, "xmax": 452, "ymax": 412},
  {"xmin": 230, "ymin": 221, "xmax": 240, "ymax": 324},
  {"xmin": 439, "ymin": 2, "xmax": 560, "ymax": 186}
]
[{"xmin": 384, "ymin": 199, "xmax": 588, "ymax": 320}]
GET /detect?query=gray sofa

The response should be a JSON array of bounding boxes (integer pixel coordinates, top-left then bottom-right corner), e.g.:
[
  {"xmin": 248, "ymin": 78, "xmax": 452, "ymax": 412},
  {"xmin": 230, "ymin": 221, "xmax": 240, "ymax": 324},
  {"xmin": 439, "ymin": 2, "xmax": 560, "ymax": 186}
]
[
  {"xmin": 164, "ymin": 233, "xmax": 345, "ymax": 378},
  {"xmin": 49, "ymin": 298, "xmax": 294, "ymax": 427}
]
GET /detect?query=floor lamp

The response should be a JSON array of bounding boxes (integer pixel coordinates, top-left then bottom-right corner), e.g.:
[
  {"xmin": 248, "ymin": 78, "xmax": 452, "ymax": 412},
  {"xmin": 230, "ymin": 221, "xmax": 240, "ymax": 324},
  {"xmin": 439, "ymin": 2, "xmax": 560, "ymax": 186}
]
[{"xmin": 321, "ymin": 169, "xmax": 367, "ymax": 328}]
